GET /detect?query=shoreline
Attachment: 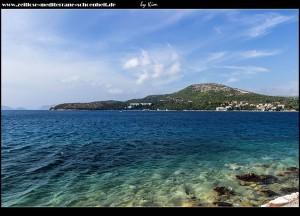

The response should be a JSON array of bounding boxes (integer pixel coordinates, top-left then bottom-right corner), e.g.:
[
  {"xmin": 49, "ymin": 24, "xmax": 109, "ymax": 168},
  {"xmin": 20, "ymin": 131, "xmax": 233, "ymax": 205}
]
[
  {"xmin": 46, "ymin": 109, "xmax": 299, "ymax": 112},
  {"xmin": 2, "ymin": 109, "xmax": 299, "ymax": 112},
  {"xmin": 261, "ymin": 192, "xmax": 299, "ymax": 207}
]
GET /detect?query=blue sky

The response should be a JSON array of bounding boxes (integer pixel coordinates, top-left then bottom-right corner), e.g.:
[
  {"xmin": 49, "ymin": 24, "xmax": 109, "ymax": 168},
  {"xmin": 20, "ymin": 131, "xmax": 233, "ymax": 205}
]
[{"xmin": 2, "ymin": 9, "xmax": 299, "ymax": 109}]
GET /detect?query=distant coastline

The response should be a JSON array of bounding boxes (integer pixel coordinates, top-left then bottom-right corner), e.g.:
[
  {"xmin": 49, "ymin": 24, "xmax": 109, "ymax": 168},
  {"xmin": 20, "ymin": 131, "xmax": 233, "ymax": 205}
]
[
  {"xmin": 49, "ymin": 109, "xmax": 299, "ymax": 112},
  {"xmin": 50, "ymin": 83, "xmax": 299, "ymax": 112},
  {"xmin": 2, "ymin": 109, "xmax": 298, "ymax": 112}
]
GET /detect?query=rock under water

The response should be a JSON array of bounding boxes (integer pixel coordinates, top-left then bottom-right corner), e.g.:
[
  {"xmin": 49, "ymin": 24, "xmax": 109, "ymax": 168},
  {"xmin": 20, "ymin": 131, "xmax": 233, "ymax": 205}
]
[{"xmin": 236, "ymin": 173, "xmax": 277, "ymax": 184}]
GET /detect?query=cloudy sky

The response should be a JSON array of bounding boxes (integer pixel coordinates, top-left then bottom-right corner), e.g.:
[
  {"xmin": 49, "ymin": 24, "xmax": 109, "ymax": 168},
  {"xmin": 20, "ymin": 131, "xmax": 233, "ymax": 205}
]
[{"xmin": 2, "ymin": 9, "xmax": 299, "ymax": 109}]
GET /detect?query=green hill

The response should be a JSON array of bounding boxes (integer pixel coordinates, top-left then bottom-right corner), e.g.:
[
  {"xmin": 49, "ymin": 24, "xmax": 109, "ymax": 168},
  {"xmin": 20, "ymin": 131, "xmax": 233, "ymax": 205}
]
[{"xmin": 50, "ymin": 83, "xmax": 299, "ymax": 111}]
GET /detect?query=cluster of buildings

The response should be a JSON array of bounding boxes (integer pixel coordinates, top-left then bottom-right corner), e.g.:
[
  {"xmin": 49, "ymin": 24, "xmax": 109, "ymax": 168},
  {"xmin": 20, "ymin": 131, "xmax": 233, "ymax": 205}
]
[
  {"xmin": 124, "ymin": 100, "xmax": 294, "ymax": 111},
  {"xmin": 254, "ymin": 103, "xmax": 285, "ymax": 111},
  {"xmin": 216, "ymin": 101, "xmax": 289, "ymax": 111},
  {"xmin": 127, "ymin": 103, "xmax": 152, "ymax": 109}
]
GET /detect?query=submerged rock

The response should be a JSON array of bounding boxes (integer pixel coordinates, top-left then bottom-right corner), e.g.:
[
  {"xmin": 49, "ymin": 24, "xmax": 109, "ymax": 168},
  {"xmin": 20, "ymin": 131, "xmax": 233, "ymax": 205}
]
[
  {"xmin": 213, "ymin": 201, "xmax": 233, "ymax": 207},
  {"xmin": 236, "ymin": 173, "xmax": 261, "ymax": 182},
  {"xmin": 213, "ymin": 186, "xmax": 235, "ymax": 196},
  {"xmin": 280, "ymin": 187, "xmax": 298, "ymax": 194},
  {"xmin": 259, "ymin": 175, "xmax": 277, "ymax": 184},
  {"xmin": 260, "ymin": 189, "xmax": 278, "ymax": 197},
  {"xmin": 285, "ymin": 167, "xmax": 299, "ymax": 175},
  {"xmin": 238, "ymin": 181, "xmax": 251, "ymax": 186},
  {"xmin": 286, "ymin": 167, "xmax": 299, "ymax": 172},
  {"xmin": 276, "ymin": 172, "xmax": 285, "ymax": 177},
  {"xmin": 186, "ymin": 194, "xmax": 201, "ymax": 202},
  {"xmin": 256, "ymin": 164, "xmax": 272, "ymax": 168},
  {"xmin": 276, "ymin": 167, "xmax": 299, "ymax": 177},
  {"xmin": 236, "ymin": 173, "xmax": 277, "ymax": 184}
]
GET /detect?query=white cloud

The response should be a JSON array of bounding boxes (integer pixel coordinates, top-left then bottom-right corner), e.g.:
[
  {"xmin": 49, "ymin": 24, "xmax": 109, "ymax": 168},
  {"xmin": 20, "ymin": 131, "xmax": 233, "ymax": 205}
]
[
  {"xmin": 136, "ymin": 71, "xmax": 149, "ymax": 84},
  {"xmin": 227, "ymin": 77, "xmax": 239, "ymax": 83},
  {"xmin": 107, "ymin": 88, "xmax": 124, "ymax": 94},
  {"xmin": 189, "ymin": 51, "xmax": 228, "ymax": 74},
  {"xmin": 172, "ymin": 51, "xmax": 179, "ymax": 60},
  {"xmin": 246, "ymin": 14, "xmax": 295, "ymax": 38},
  {"xmin": 3, "ymin": 10, "xmax": 297, "ymax": 109},
  {"xmin": 241, "ymin": 50, "xmax": 281, "ymax": 58},
  {"xmin": 215, "ymin": 65, "xmax": 268, "ymax": 84},
  {"xmin": 169, "ymin": 62, "xmax": 181, "ymax": 74},
  {"xmin": 255, "ymin": 81, "xmax": 299, "ymax": 97},
  {"xmin": 152, "ymin": 63, "xmax": 164, "ymax": 78},
  {"xmin": 2, "ymin": 37, "xmax": 136, "ymax": 108},
  {"xmin": 109, "ymin": 10, "xmax": 196, "ymax": 44},
  {"xmin": 219, "ymin": 65, "xmax": 268, "ymax": 73},
  {"xmin": 124, "ymin": 45, "xmax": 182, "ymax": 86},
  {"xmin": 61, "ymin": 75, "xmax": 81, "ymax": 83},
  {"xmin": 188, "ymin": 65, "xmax": 208, "ymax": 73},
  {"xmin": 3, "ymin": 11, "xmax": 186, "ymax": 108},
  {"xmin": 105, "ymin": 84, "xmax": 124, "ymax": 94},
  {"xmin": 123, "ymin": 58, "xmax": 139, "ymax": 69},
  {"xmin": 207, "ymin": 52, "xmax": 227, "ymax": 62},
  {"xmin": 141, "ymin": 50, "xmax": 151, "ymax": 66},
  {"xmin": 140, "ymin": 10, "xmax": 196, "ymax": 37},
  {"xmin": 191, "ymin": 49, "xmax": 280, "ymax": 73}
]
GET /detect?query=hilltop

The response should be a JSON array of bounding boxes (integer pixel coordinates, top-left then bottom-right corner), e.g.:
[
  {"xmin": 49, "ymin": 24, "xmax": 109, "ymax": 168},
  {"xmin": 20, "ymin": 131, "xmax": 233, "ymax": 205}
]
[{"xmin": 50, "ymin": 83, "xmax": 299, "ymax": 111}]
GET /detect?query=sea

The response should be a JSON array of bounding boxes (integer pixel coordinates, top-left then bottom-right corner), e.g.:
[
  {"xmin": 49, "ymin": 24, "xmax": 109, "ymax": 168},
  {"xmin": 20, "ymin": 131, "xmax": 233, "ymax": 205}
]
[{"xmin": 1, "ymin": 110, "xmax": 299, "ymax": 207}]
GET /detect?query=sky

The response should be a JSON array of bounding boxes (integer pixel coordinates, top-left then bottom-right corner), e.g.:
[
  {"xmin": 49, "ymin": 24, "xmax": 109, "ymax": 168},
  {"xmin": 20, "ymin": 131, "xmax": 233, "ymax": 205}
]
[{"xmin": 2, "ymin": 9, "xmax": 299, "ymax": 109}]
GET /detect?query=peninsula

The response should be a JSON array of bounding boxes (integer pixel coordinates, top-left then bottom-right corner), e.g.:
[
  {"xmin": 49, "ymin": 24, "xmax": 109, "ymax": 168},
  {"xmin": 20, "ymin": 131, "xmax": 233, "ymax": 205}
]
[{"xmin": 50, "ymin": 83, "xmax": 299, "ymax": 111}]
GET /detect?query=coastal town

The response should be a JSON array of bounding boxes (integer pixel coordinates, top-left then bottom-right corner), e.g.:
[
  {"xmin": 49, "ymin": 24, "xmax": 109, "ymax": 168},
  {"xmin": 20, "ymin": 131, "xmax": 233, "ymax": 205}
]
[
  {"xmin": 125, "ymin": 101, "xmax": 298, "ymax": 112},
  {"xmin": 215, "ymin": 101, "xmax": 297, "ymax": 111}
]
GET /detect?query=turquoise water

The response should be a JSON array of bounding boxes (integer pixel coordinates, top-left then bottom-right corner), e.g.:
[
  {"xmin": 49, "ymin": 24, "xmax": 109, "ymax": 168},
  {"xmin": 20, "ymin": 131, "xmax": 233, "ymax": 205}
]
[{"xmin": 1, "ymin": 111, "xmax": 299, "ymax": 207}]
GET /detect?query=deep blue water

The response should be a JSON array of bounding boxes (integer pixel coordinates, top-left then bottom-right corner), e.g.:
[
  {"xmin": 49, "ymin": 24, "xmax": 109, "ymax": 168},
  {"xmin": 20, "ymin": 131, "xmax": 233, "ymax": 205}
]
[{"xmin": 1, "ymin": 111, "xmax": 299, "ymax": 207}]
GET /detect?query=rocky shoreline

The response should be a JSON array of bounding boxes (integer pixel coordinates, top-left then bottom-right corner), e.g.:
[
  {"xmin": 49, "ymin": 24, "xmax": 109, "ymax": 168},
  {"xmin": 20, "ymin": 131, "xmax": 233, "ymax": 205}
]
[
  {"xmin": 261, "ymin": 192, "xmax": 299, "ymax": 207},
  {"xmin": 180, "ymin": 166, "xmax": 299, "ymax": 207}
]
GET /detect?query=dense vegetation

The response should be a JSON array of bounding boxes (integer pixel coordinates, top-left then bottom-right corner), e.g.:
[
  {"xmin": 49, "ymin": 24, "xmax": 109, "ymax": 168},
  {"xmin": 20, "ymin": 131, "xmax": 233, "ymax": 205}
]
[
  {"xmin": 51, "ymin": 100, "xmax": 124, "ymax": 110},
  {"xmin": 50, "ymin": 83, "xmax": 299, "ymax": 111}
]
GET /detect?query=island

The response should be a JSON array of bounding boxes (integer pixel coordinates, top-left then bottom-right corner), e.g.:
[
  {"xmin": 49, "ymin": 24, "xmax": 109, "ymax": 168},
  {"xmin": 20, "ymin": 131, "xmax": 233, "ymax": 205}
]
[{"xmin": 50, "ymin": 83, "xmax": 299, "ymax": 111}]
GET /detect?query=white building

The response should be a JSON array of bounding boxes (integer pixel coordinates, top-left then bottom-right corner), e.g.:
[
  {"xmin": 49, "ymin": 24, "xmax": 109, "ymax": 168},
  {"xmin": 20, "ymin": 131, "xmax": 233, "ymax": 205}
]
[{"xmin": 216, "ymin": 107, "xmax": 227, "ymax": 111}]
